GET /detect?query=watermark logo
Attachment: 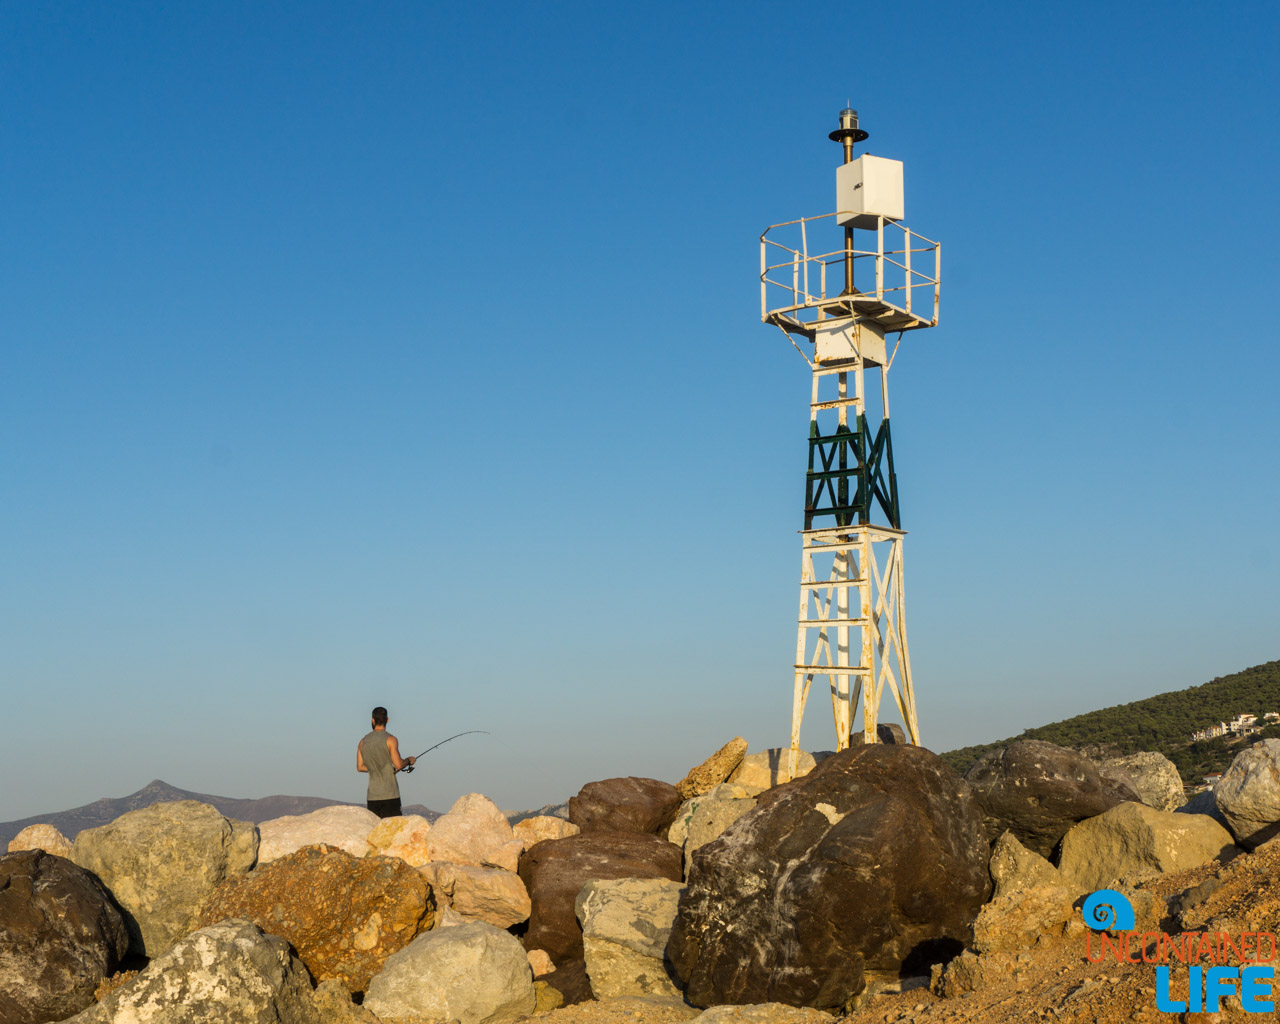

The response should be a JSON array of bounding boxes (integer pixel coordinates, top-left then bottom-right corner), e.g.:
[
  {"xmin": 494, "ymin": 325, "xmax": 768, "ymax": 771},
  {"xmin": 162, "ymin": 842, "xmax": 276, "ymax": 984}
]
[
  {"xmin": 1080, "ymin": 887, "xmax": 1277, "ymax": 1014},
  {"xmin": 1082, "ymin": 889, "xmax": 1135, "ymax": 932}
]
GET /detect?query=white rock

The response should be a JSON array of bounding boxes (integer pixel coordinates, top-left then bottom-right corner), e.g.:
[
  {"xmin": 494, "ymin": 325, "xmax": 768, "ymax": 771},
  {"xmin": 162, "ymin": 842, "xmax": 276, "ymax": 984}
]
[
  {"xmin": 1213, "ymin": 739, "xmax": 1280, "ymax": 848},
  {"xmin": 7, "ymin": 824, "xmax": 74, "ymax": 858},
  {"xmin": 257, "ymin": 805, "xmax": 379, "ymax": 863},
  {"xmin": 420, "ymin": 861, "xmax": 531, "ymax": 928},
  {"xmin": 1096, "ymin": 751, "xmax": 1186, "ymax": 812},
  {"xmin": 576, "ymin": 877, "xmax": 685, "ymax": 999},
  {"xmin": 427, "ymin": 793, "xmax": 524, "ymax": 871},
  {"xmin": 62, "ymin": 918, "xmax": 320, "ymax": 1024},
  {"xmin": 364, "ymin": 920, "xmax": 536, "ymax": 1024}
]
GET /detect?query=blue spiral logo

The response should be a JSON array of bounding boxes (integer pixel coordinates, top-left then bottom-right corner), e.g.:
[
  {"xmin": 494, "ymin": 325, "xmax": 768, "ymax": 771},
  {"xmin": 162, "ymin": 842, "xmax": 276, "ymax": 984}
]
[{"xmin": 1082, "ymin": 889, "xmax": 1135, "ymax": 932}]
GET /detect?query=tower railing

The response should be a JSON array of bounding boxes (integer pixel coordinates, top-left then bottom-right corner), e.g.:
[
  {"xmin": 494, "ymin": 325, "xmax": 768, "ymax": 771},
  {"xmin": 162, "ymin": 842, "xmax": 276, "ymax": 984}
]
[{"xmin": 760, "ymin": 213, "xmax": 940, "ymax": 332}]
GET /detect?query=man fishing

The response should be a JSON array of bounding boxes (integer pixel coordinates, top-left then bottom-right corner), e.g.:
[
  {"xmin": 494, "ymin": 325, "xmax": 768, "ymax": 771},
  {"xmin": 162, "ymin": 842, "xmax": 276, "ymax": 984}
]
[{"xmin": 356, "ymin": 706, "xmax": 416, "ymax": 818}]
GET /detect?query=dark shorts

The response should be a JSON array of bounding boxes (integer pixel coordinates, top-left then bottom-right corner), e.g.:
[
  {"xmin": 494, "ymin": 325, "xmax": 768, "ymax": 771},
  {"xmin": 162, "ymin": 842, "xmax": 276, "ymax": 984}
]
[{"xmin": 367, "ymin": 797, "xmax": 402, "ymax": 819}]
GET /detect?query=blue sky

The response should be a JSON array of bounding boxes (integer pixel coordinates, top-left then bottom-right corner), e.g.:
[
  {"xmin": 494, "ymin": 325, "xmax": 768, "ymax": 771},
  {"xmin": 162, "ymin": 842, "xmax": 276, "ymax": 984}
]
[{"xmin": 2, "ymin": 2, "xmax": 1277, "ymax": 822}]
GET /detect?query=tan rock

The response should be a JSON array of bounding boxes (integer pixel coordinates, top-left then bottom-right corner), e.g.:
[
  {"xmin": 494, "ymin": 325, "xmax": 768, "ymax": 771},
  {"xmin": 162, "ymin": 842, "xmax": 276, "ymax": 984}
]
[
  {"xmin": 676, "ymin": 737, "xmax": 749, "ymax": 800},
  {"xmin": 426, "ymin": 793, "xmax": 523, "ymax": 871},
  {"xmin": 513, "ymin": 815, "xmax": 580, "ymax": 849},
  {"xmin": 527, "ymin": 948, "xmax": 555, "ymax": 976},
  {"xmin": 434, "ymin": 904, "xmax": 468, "ymax": 928},
  {"xmin": 420, "ymin": 861, "xmax": 531, "ymax": 929},
  {"xmin": 971, "ymin": 883, "xmax": 1077, "ymax": 954},
  {"xmin": 728, "ymin": 748, "xmax": 816, "ymax": 790},
  {"xmin": 988, "ymin": 830, "xmax": 1061, "ymax": 899},
  {"xmin": 934, "ymin": 950, "xmax": 1016, "ymax": 998},
  {"xmin": 8, "ymin": 824, "xmax": 74, "ymax": 858},
  {"xmin": 691, "ymin": 1004, "xmax": 834, "ymax": 1024},
  {"xmin": 197, "ymin": 842, "xmax": 434, "ymax": 992},
  {"xmin": 257, "ymin": 805, "xmax": 379, "ymax": 863},
  {"xmin": 366, "ymin": 814, "xmax": 432, "ymax": 867},
  {"xmin": 533, "ymin": 979, "xmax": 564, "ymax": 1012},
  {"xmin": 576, "ymin": 877, "xmax": 685, "ymax": 1000},
  {"xmin": 1058, "ymin": 802, "xmax": 1235, "ymax": 892},
  {"xmin": 71, "ymin": 800, "xmax": 258, "ymax": 958}
]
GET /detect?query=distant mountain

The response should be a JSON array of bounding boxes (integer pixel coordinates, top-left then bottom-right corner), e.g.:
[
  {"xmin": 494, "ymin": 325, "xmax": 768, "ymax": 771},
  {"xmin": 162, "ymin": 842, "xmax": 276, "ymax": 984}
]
[
  {"xmin": 941, "ymin": 659, "xmax": 1280, "ymax": 785},
  {"xmin": 0, "ymin": 779, "xmax": 573, "ymax": 847},
  {"xmin": 1, "ymin": 780, "xmax": 360, "ymax": 847}
]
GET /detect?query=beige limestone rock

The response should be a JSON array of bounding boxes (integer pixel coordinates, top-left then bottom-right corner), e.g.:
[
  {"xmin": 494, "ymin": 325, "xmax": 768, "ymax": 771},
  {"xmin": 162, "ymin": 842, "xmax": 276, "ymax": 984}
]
[
  {"xmin": 513, "ymin": 815, "xmax": 580, "ymax": 849},
  {"xmin": 363, "ymin": 920, "xmax": 536, "ymax": 1024},
  {"xmin": 8, "ymin": 823, "xmax": 74, "ymax": 858},
  {"xmin": 676, "ymin": 737, "xmax": 749, "ymax": 800},
  {"xmin": 682, "ymin": 792, "xmax": 756, "ymax": 876},
  {"xmin": 427, "ymin": 793, "xmax": 524, "ymax": 871},
  {"xmin": 971, "ymin": 883, "xmax": 1077, "ymax": 954},
  {"xmin": 257, "ymin": 805, "xmax": 379, "ymax": 863},
  {"xmin": 988, "ymin": 830, "xmax": 1061, "ymax": 899},
  {"xmin": 1214, "ymin": 739, "xmax": 1280, "ymax": 848},
  {"xmin": 365, "ymin": 814, "xmax": 432, "ymax": 867},
  {"xmin": 420, "ymin": 861, "xmax": 531, "ymax": 928},
  {"xmin": 576, "ymin": 877, "xmax": 686, "ymax": 1000},
  {"xmin": 71, "ymin": 800, "xmax": 258, "ymax": 957},
  {"xmin": 933, "ymin": 950, "xmax": 1016, "ymax": 998},
  {"xmin": 728, "ymin": 748, "xmax": 815, "ymax": 790},
  {"xmin": 527, "ymin": 948, "xmax": 556, "ymax": 976},
  {"xmin": 1058, "ymin": 802, "xmax": 1235, "ymax": 891},
  {"xmin": 434, "ymin": 904, "xmax": 468, "ymax": 928},
  {"xmin": 1096, "ymin": 751, "xmax": 1186, "ymax": 812}
]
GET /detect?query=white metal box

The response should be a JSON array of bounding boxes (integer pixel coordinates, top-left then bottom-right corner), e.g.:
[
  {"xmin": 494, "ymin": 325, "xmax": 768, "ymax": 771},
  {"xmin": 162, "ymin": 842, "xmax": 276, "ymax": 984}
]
[
  {"xmin": 836, "ymin": 155, "xmax": 904, "ymax": 229},
  {"xmin": 814, "ymin": 320, "xmax": 887, "ymax": 367}
]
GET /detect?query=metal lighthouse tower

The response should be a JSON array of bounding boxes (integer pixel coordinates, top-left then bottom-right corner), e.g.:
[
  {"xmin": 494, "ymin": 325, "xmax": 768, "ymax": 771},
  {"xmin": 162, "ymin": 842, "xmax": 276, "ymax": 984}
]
[{"xmin": 759, "ymin": 108, "xmax": 941, "ymax": 778}]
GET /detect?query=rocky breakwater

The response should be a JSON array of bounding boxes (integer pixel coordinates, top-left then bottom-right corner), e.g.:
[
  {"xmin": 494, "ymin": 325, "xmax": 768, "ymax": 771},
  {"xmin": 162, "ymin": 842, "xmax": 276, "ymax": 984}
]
[
  {"xmin": 669, "ymin": 743, "xmax": 991, "ymax": 1011},
  {"xmin": 197, "ymin": 842, "xmax": 435, "ymax": 992},
  {"xmin": 0, "ymin": 849, "xmax": 130, "ymax": 1024},
  {"xmin": 71, "ymin": 799, "xmax": 258, "ymax": 957}
]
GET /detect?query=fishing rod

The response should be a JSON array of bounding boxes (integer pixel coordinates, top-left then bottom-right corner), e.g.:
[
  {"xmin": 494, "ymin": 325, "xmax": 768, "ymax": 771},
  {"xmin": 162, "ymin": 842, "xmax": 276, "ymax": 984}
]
[{"xmin": 400, "ymin": 730, "xmax": 489, "ymax": 773}]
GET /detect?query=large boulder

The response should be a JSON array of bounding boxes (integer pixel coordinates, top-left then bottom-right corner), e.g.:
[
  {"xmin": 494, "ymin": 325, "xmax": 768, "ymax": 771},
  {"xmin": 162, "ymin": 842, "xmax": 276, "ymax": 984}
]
[
  {"xmin": 62, "ymin": 918, "xmax": 320, "ymax": 1024},
  {"xmin": 1213, "ymin": 739, "xmax": 1280, "ymax": 849},
  {"xmin": 420, "ymin": 861, "xmax": 531, "ymax": 928},
  {"xmin": 569, "ymin": 777, "xmax": 683, "ymax": 836},
  {"xmin": 514, "ymin": 815, "xmax": 580, "ymax": 849},
  {"xmin": 364, "ymin": 920, "xmax": 536, "ymax": 1024},
  {"xmin": 71, "ymin": 800, "xmax": 257, "ymax": 956},
  {"xmin": 1095, "ymin": 751, "xmax": 1185, "ymax": 812},
  {"xmin": 576, "ymin": 877, "xmax": 685, "ymax": 999},
  {"xmin": 426, "ymin": 793, "xmax": 525, "ymax": 871},
  {"xmin": 668, "ymin": 744, "xmax": 990, "ymax": 1010},
  {"xmin": 519, "ymin": 829, "xmax": 684, "ymax": 965},
  {"xmin": 728, "ymin": 748, "xmax": 815, "ymax": 790},
  {"xmin": 7, "ymin": 824, "xmax": 74, "ymax": 858},
  {"xmin": 676, "ymin": 737, "xmax": 749, "ymax": 800},
  {"xmin": 0, "ymin": 850, "xmax": 130, "ymax": 1024},
  {"xmin": 1057, "ymin": 802, "xmax": 1236, "ymax": 891},
  {"xmin": 197, "ymin": 842, "xmax": 434, "ymax": 992},
  {"xmin": 963, "ymin": 740, "xmax": 1135, "ymax": 857},
  {"xmin": 365, "ymin": 814, "xmax": 432, "ymax": 867},
  {"xmin": 257, "ymin": 805, "xmax": 379, "ymax": 863}
]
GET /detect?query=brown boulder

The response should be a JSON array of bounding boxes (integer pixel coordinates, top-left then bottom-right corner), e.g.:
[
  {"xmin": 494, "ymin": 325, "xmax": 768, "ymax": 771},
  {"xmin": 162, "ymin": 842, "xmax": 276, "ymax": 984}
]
[
  {"xmin": 668, "ymin": 744, "xmax": 991, "ymax": 1010},
  {"xmin": 963, "ymin": 739, "xmax": 1136, "ymax": 857},
  {"xmin": 518, "ymin": 830, "xmax": 683, "ymax": 965},
  {"xmin": 569, "ymin": 777, "xmax": 683, "ymax": 836},
  {"xmin": 197, "ymin": 843, "xmax": 434, "ymax": 992},
  {"xmin": 676, "ymin": 738, "xmax": 748, "ymax": 800},
  {"xmin": 0, "ymin": 850, "xmax": 130, "ymax": 1024}
]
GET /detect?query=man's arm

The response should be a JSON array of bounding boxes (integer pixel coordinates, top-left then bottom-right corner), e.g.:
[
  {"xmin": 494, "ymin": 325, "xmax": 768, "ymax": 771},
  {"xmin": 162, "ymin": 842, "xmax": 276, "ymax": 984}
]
[
  {"xmin": 356, "ymin": 741, "xmax": 367, "ymax": 773},
  {"xmin": 386, "ymin": 734, "xmax": 416, "ymax": 772}
]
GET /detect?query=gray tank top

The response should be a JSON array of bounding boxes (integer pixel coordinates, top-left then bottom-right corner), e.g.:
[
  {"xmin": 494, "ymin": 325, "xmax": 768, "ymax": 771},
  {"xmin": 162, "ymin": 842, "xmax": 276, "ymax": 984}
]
[{"xmin": 361, "ymin": 730, "xmax": 400, "ymax": 802}]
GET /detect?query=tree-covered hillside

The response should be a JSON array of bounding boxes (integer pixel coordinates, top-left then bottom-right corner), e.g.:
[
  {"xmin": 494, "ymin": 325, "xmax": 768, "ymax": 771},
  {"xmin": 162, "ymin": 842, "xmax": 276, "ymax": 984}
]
[{"xmin": 940, "ymin": 660, "xmax": 1280, "ymax": 784}]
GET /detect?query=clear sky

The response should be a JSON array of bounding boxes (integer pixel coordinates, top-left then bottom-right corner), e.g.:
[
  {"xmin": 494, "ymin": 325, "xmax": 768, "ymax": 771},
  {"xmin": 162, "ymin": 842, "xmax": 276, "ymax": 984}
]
[{"xmin": 2, "ymin": 1, "xmax": 1277, "ymax": 823}]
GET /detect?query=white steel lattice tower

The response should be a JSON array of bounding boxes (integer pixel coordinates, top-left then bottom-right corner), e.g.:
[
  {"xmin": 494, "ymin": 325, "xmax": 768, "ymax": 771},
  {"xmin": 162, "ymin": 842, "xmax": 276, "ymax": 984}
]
[{"xmin": 759, "ymin": 109, "xmax": 941, "ymax": 779}]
